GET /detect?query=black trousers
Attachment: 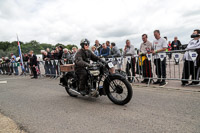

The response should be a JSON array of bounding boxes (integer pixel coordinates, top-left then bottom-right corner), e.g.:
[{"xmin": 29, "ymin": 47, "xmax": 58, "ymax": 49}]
[
  {"xmin": 126, "ymin": 57, "xmax": 136, "ymax": 81},
  {"xmin": 182, "ymin": 60, "xmax": 199, "ymax": 84},
  {"xmin": 142, "ymin": 59, "xmax": 152, "ymax": 80},
  {"xmin": 31, "ymin": 66, "xmax": 37, "ymax": 78},
  {"xmin": 154, "ymin": 58, "xmax": 166, "ymax": 81},
  {"xmin": 75, "ymin": 69, "xmax": 88, "ymax": 90},
  {"xmin": 10, "ymin": 65, "xmax": 13, "ymax": 74}
]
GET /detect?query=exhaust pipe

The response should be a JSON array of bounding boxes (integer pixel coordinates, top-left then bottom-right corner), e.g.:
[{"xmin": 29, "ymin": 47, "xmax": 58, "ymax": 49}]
[{"xmin": 69, "ymin": 89, "xmax": 81, "ymax": 95}]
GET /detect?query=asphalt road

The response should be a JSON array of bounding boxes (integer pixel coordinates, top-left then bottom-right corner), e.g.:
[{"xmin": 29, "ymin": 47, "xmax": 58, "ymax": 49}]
[{"xmin": 0, "ymin": 75, "xmax": 200, "ymax": 133}]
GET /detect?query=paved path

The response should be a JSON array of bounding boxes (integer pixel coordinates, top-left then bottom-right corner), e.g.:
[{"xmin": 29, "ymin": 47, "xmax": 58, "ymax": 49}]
[{"xmin": 0, "ymin": 75, "xmax": 200, "ymax": 133}]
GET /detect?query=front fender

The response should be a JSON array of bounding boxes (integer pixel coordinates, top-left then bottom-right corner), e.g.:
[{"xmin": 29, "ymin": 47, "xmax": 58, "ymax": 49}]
[{"xmin": 102, "ymin": 73, "xmax": 126, "ymax": 93}]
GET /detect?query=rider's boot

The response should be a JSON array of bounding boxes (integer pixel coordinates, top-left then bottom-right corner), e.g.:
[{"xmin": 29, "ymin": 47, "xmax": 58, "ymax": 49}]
[{"xmin": 79, "ymin": 84, "xmax": 87, "ymax": 96}]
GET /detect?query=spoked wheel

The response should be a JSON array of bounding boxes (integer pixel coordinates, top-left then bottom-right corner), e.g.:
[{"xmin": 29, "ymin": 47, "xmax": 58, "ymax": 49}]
[
  {"xmin": 115, "ymin": 70, "xmax": 127, "ymax": 78},
  {"xmin": 65, "ymin": 76, "xmax": 78, "ymax": 97},
  {"xmin": 105, "ymin": 75, "xmax": 133, "ymax": 105}
]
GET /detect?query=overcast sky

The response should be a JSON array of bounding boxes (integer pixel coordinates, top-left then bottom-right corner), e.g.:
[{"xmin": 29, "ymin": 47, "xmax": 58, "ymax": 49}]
[{"xmin": 0, "ymin": 0, "xmax": 200, "ymax": 49}]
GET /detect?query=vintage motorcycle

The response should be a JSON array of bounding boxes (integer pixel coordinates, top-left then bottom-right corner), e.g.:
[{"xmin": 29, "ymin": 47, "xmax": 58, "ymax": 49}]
[{"xmin": 60, "ymin": 61, "xmax": 133, "ymax": 105}]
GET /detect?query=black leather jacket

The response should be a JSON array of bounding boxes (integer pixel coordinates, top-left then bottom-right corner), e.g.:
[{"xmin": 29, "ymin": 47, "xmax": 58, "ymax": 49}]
[{"xmin": 75, "ymin": 49, "xmax": 100, "ymax": 70}]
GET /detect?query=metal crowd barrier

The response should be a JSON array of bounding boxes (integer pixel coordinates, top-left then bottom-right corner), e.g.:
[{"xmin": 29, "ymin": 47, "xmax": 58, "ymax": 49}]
[
  {"xmin": 105, "ymin": 50, "xmax": 200, "ymax": 85},
  {"xmin": 0, "ymin": 50, "xmax": 199, "ymax": 86}
]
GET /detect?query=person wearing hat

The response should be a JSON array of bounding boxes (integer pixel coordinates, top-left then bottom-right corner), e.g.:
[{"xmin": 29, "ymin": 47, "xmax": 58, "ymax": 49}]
[{"xmin": 75, "ymin": 38, "xmax": 105, "ymax": 95}]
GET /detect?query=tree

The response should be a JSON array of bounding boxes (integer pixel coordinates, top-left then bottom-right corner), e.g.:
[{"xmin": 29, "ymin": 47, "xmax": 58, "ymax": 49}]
[
  {"xmin": 0, "ymin": 40, "xmax": 78, "ymax": 58},
  {"xmin": 55, "ymin": 43, "xmax": 65, "ymax": 48},
  {"xmin": 20, "ymin": 40, "xmax": 42, "ymax": 54},
  {"xmin": 40, "ymin": 43, "xmax": 55, "ymax": 51},
  {"xmin": 65, "ymin": 44, "xmax": 78, "ymax": 50}
]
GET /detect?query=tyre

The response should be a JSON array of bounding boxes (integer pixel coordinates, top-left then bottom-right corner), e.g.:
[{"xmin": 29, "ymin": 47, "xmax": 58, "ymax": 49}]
[
  {"xmin": 115, "ymin": 70, "xmax": 127, "ymax": 78},
  {"xmin": 105, "ymin": 75, "xmax": 133, "ymax": 105},
  {"xmin": 64, "ymin": 74, "xmax": 78, "ymax": 97}
]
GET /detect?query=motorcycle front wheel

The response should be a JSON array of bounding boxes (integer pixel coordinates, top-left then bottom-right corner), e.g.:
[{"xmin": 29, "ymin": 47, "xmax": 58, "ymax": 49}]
[{"xmin": 105, "ymin": 75, "xmax": 133, "ymax": 105}]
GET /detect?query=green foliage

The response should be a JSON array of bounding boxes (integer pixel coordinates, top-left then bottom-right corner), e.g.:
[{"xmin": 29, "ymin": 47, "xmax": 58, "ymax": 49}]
[
  {"xmin": 55, "ymin": 43, "xmax": 65, "ymax": 48},
  {"xmin": 0, "ymin": 40, "xmax": 78, "ymax": 58},
  {"xmin": 40, "ymin": 43, "xmax": 55, "ymax": 51},
  {"xmin": 0, "ymin": 49, "xmax": 10, "ymax": 57},
  {"xmin": 65, "ymin": 44, "xmax": 78, "ymax": 50}
]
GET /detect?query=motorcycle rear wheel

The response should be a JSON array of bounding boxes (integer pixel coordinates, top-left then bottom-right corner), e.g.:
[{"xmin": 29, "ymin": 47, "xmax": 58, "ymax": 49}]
[{"xmin": 65, "ymin": 76, "xmax": 78, "ymax": 97}]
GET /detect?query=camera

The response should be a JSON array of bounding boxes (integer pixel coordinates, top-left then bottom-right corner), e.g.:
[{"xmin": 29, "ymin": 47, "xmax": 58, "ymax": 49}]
[{"xmin": 191, "ymin": 34, "xmax": 200, "ymax": 38}]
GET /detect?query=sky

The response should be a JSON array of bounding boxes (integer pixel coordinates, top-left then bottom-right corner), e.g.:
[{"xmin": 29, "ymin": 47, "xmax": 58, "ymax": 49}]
[{"xmin": 0, "ymin": 0, "xmax": 200, "ymax": 49}]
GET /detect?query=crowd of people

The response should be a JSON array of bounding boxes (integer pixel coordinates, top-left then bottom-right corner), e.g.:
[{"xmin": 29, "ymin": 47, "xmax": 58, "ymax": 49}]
[
  {"xmin": 0, "ymin": 29, "xmax": 200, "ymax": 86},
  {"xmin": 40, "ymin": 46, "xmax": 78, "ymax": 78},
  {"xmin": 0, "ymin": 46, "xmax": 78, "ymax": 79}
]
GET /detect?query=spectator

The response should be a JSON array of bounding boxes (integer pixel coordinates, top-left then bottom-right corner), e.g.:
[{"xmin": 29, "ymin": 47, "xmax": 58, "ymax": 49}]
[
  {"xmin": 110, "ymin": 42, "xmax": 121, "ymax": 57},
  {"xmin": 106, "ymin": 41, "xmax": 110, "ymax": 48},
  {"xmin": 196, "ymin": 48, "xmax": 200, "ymax": 75},
  {"xmin": 54, "ymin": 48, "xmax": 60, "ymax": 77},
  {"xmin": 5, "ymin": 57, "xmax": 10, "ymax": 75},
  {"xmin": 58, "ymin": 46, "xmax": 64, "ymax": 60},
  {"xmin": 1, "ymin": 57, "xmax": 5, "ymax": 74},
  {"xmin": 54, "ymin": 48, "xmax": 59, "ymax": 60},
  {"xmin": 68, "ymin": 50, "xmax": 72, "ymax": 55},
  {"xmin": 9, "ymin": 53, "xmax": 16, "ymax": 75},
  {"xmin": 10, "ymin": 55, "xmax": 19, "ymax": 75},
  {"xmin": 72, "ymin": 47, "xmax": 77, "ymax": 54},
  {"xmin": 50, "ymin": 51, "xmax": 56, "ymax": 78},
  {"xmin": 91, "ymin": 46, "xmax": 99, "ymax": 56},
  {"xmin": 167, "ymin": 41, "xmax": 172, "ymax": 60},
  {"xmin": 46, "ymin": 48, "xmax": 51, "ymax": 57},
  {"xmin": 124, "ymin": 39, "xmax": 136, "ymax": 83},
  {"xmin": 164, "ymin": 37, "xmax": 170, "ymax": 52},
  {"xmin": 139, "ymin": 34, "xmax": 153, "ymax": 84},
  {"xmin": 29, "ymin": 50, "xmax": 38, "ymax": 79},
  {"xmin": 0, "ymin": 59, "xmax": 2, "ymax": 74},
  {"xmin": 181, "ymin": 29, "xmax": 200, "ymax": 86},
  {"xmin": 71, "ymin": 47, "xmax": 78, "ymax": 63},
  {"xmin": 110, "ymin": 42, "xmax": 122, "ymax": 71},
  {"xmin": 62, "ymin": 48, "xmax": 71, "ymax": 64},
  {"xmin": 94, "ymin": 40, "xmax": 102, "ymax": 53},
  {"xmin": 152, "ymin": 30, "xmax": 168, "ymax": 86},
  {"xmin": 167, "ymin": 41, "xmax": 172, "ymax": 51},
  {"xmin": 171, "ymin": 37, "xmax": 182, "ymax": 50},
  {"xmin": 43, "ymin": 51, "xmax": 51, "ymax": 76},
  {"xmin": 100, "ymin": 43, "xmax": 110, "ymax": 57},
  {"xmin": 23, "ymin": 53, "xmax": 30, "ymax": 73}
]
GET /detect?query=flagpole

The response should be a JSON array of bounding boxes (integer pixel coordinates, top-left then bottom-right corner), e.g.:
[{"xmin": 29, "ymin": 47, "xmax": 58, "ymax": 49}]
[{"xmin": 16, "ymin": 34, "xmax": 24, "ymax": 71}]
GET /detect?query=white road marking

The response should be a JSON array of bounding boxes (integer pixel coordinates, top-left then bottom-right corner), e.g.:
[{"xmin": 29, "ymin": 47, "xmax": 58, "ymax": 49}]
[{"xmin": 0, "ymin": 81, "xmax": 7, "ymax": 84}]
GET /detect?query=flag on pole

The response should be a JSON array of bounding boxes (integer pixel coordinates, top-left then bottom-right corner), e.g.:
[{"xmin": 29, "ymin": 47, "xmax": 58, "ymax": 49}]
[{"xmin": 17, "ymin": 35, "xmax": 24, "ymax": 70}]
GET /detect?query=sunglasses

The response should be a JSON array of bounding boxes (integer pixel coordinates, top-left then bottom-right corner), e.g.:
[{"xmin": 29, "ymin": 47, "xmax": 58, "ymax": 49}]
[{"xmin": 84, "ymin": 44, "xmax": 89, "ymax": 46}]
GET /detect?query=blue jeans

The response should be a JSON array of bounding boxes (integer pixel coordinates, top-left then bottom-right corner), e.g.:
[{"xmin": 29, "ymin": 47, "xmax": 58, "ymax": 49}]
[
  {"xmin": 45, "ymin": 64, "xmax": 50, "ymax": 75},
  {"xmin": 13, "ymin": 67, "xmax": 19, "ymax": 75}
]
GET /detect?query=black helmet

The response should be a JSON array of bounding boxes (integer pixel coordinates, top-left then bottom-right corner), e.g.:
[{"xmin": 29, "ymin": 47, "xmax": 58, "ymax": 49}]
[{"xmin": 80, "ymin": 38, "xmax": 90, "ymax": 48}]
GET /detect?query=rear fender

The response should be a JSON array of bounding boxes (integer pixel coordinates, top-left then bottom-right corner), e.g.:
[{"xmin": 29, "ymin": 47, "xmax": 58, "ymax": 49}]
[{"xmin": 60, "ymin": 72, "xmax": 75, "ymax": 86}]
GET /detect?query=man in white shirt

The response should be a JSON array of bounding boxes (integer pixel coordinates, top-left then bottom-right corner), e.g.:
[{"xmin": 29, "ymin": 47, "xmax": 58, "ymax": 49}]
[
  {"xmin": 124, "ymin": 39, "xmax": 136, "ymax": 83},
  {"xmin": 152, "ymin": 30, "xmax": 168, "ymax": 86},
  {"xmin": 181, "ymin": 29, "xmax": 200, "ymax": 86}
]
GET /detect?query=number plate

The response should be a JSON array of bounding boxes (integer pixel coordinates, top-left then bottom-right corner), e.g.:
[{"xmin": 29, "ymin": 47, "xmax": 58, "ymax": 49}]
[{"xmin": 108, "ymin": 62, "xmax": 114, "ymax": 68}]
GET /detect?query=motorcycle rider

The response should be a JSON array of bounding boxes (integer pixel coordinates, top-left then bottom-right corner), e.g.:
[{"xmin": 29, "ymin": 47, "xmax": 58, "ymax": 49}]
[{"xmin": 75, "ymin": 38, "xmax": 105, "ymax": 95}]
